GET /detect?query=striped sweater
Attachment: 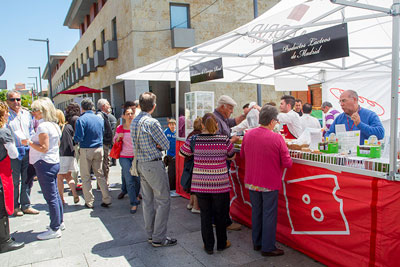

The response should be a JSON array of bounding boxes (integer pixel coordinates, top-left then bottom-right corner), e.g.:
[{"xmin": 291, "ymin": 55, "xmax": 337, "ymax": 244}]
[{"xmin": 180, "ymin": 134, "xmax": 234, "ymax": 193}]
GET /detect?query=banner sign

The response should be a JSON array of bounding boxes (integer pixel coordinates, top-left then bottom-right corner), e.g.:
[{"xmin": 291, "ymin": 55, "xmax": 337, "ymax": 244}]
[
  {"xmin": 273, "ymin": 23, "xmax": 349, "ymax": 70},
  {"xmin": 189, "ymin": 58, "xmax": 223, "ymax": 84}
]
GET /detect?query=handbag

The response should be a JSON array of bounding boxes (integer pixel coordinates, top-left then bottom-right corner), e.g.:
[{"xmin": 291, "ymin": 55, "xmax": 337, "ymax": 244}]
[
  {"xmin": 109, "ymin": 139, "xmax": 123, "ymax": 159},
  {"xmin": 180, "ymin": 135, "xmax": 197, "ymax": 192},
  {"xmin": 130, "ymin": 118, "xmax": 148, "ymax": 176}
]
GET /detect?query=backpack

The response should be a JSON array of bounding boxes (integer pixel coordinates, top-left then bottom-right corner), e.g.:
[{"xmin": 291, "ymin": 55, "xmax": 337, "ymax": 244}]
[{"xmin": 97, "ymin": 111, "xmax": 113, "ymax": 145}]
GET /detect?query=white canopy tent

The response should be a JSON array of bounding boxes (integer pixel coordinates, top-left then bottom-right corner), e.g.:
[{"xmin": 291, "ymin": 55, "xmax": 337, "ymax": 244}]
[{"xmin": 117, "ymin": 0, "xmax": 400, "ymax": 179}]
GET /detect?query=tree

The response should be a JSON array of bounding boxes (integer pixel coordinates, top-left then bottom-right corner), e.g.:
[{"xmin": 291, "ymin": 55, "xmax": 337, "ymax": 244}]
[
  {"xmin": 0, "ymin": 90, "xmax": 6, "ymax": 101},
  {"xmin": 21, "ymin": 94, "xmax": 32, "ymax": 108}
]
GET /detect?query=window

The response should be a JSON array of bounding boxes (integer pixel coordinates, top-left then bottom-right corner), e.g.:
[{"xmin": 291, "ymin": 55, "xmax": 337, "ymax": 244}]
[
  {"xmin": 80, "ymin": 53, "xmax": 83, "ymax": 64},
  {"xmin": 101, "ymin": 30, "xmax": 105, "ymax": 50},
  {"xmin": 170, "ymin": 3, "xmax": 190, "ymax": 29},
  {"xmin": 86, "ymin": 47, "xmax": 89, "ymax": 59},
  {"xmin": 92, "ymin": 39, "xmax": 96, "ymax": 53},
  {"xmin": 112, "ymin": 17, "xmax": 117, "ymax": 41}
]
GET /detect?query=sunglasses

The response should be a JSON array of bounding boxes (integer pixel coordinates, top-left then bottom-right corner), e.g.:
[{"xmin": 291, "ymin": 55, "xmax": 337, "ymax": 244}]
[{"xmin": 8, "ymin": 98, "xmax": 21, "ymax": 102}]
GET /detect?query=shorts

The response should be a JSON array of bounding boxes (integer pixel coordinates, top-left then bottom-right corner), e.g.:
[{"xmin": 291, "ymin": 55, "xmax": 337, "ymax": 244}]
[{"xmin": 59, "ymin": 156, "xmax": 79, "ymax": 174}]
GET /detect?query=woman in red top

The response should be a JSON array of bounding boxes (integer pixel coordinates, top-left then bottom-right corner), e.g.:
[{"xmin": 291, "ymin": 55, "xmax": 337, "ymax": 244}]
[
  {"xmin": 114, "ymin": 108, "xmax": 140, "ymax": 214},
  {"xmin": 0, "ymin": 102, "xmax": 24, "ymax": 253}
]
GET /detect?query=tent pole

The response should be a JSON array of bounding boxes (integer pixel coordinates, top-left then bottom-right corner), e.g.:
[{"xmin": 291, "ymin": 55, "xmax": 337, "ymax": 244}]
[
  {"xmin": 389, "ymin": 0, "xmax": 400, "ymax": 180},
  {"xmin": 253, "ymin": 0, "xmax": 262, "ymax": 106},
  {"xmin": 175, "ymin": 57, "xmax": 180, "ymax": 140}
]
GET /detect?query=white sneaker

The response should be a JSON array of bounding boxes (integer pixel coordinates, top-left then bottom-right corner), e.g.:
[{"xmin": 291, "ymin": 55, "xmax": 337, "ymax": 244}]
[
  {"xmin": 37, "ymin": 229, "xmax": 62, "ymax": 240},
  {"xmin": 191, "ymin": 208, "xmax": 200, "ymax": 214},
  {"xmin": 46, "ymin": 222, "xmax": 66, "ymax": 231}
]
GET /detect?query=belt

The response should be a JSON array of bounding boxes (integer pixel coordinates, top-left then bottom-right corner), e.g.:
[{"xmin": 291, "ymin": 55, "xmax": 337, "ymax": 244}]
[{"xmin": 150, "ymin": 158, "xmax": 162, "ymax": 162}]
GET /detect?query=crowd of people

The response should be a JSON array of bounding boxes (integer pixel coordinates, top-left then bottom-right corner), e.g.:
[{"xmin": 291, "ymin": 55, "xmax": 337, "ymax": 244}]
[{"xmin": 0, "ymin": 88, "xmax": 385, "ymax": 257}]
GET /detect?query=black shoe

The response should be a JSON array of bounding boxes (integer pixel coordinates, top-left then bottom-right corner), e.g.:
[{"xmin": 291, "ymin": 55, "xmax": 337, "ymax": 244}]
[
  {"xmin": 0, "ymin": 238, "xmax": 25, "ymax": 253},
  {"xmin": 85, "ymin": 203, "xmax": 94, "ymax": 209},
  {"xmin": 261, "ymin": 249, "xmax": 284, "ymax": 257},
  {"xmin": 217, "ymin": 240, "xmax": 231, "ymax": 251},
  {"xmin": 253, "ymin": 245, "xmax": 262, "ymax": 251},
  {"xmin": 152, "ymin": 237, "xmax": 177, "ymax": 247},
  {"xmin": 204, "ymin": 247, "xmax": 214, "ymax": 255},
  {"xmin": 117, "ymin": 192, "xmax": 126, "ymax": 199},
  {"xmin": 101, "ymin": 203, "xmax": 111, "ymax": 208}
]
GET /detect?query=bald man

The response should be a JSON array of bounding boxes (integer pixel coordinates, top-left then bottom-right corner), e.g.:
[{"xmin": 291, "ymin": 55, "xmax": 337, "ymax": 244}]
[{"xmin": 325, "ymin": 90, "xmax": 384, "ymax": 145}]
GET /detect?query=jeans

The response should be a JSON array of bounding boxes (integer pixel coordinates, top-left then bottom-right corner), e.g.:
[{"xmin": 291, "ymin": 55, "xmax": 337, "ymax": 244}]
[
  {"xmin": 249, "ymin": 190, "xmax": 279, "ymax": 252},
  {"xmin": 196, "ymin": 192, "xmax": 230, "ymax": 251},
  {"xmin": 11, "ymin": 152, "xmax": 31, "ymax": 210},
  {"xmin": 137, "ymin": 160, "xmax": 171, "ymax": 243},
  {"xmin": 33, "ymin": 160, "xmax": 63, "ymax": 231},
  {"xmin": 119, "ymin": 157, "xmax": 140, "ymax": 206}
]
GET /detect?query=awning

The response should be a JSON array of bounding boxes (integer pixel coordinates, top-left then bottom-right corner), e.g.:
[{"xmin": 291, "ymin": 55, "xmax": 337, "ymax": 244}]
[{"xmin": 56, "ymin": 86, "xmax": 105, "ymax": 95}]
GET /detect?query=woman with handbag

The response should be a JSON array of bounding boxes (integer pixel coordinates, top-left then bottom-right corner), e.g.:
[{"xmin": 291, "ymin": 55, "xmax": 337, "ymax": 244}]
[
  {"xmin": 113, "ymin": 108, "xmax": 141, "ymax": 214},
  {"xmin": 56, "ymin": 109, "xmax": 79, "ymax": 204},
  {"xmin": 179, "ymin": 113, "xmax": 235, "ymax": 255}
]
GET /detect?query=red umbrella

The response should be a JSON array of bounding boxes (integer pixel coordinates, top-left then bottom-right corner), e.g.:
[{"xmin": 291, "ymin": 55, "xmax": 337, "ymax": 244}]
[{"xmin": 57, "ymin": 86, "xmax": 105, "ymax": 95}]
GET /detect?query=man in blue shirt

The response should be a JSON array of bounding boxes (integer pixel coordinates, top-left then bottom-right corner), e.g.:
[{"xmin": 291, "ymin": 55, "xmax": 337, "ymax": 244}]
[
  {"xmin": 74, "ymin": 98, "xmax": 111, "ymax": 209},
  {"xmin": 325, "ymin": 90, "xmax": 384, "ymax": 145},
  {"xmin": 164, "ymin": 119, "xmax": 176, "ymax": 190}
]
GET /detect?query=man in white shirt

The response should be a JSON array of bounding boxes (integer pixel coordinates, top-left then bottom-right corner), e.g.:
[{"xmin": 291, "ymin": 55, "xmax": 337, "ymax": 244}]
[
  {"xmin": 300, "ymin": 103, "xmax": 321, "ymax": 130},
  {"xmin": 6, "ymin": 90, "xmax": 39, "ymax": 216},
  {"xmin": 277, "ymin": 95, "xmax": 303, "ymax": 139}
]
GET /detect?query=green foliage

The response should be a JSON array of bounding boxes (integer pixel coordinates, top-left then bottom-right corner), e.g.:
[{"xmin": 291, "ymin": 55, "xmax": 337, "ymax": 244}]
[
  {"xmin": 0, "ymin": 90, "xmax": 6, "ymax": 101},
  {"xmin": 21, "ymin": 94, "xmax": 31, "ymax": 108}
]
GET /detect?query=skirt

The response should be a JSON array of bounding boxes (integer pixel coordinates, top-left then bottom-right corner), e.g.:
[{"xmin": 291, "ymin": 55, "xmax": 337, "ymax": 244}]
[{"xmin": 59, "ymin": 156, "xmax": 79, "ymax": 174}]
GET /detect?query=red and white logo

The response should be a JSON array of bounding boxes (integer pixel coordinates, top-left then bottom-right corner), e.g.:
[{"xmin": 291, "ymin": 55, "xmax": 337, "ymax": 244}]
[{"xmin": 282, "ymin": 171, "xmax": 350, "ymax": 235}]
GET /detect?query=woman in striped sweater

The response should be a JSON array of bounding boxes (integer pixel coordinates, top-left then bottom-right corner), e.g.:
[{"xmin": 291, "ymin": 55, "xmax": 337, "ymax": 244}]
[{"xmin": 179, "ymin": 113, "xmax": 235, "ymax": 255}]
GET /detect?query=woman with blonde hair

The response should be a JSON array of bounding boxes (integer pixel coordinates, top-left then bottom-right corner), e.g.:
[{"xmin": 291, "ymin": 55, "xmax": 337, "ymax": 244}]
[
  {"xmin": 179, "ymin": 113, "xmax": 235, "ymax": 254},
  {"xmin": 55, "ymin": 110, "xmax": 79, "ymax": 204},
  {"xmin": 0, "ymin": 101, "xmax": 24, "ymax": 253},
  {"xmin": 22, "ymin": 98, "xmax": 64, "ymax": 240}
]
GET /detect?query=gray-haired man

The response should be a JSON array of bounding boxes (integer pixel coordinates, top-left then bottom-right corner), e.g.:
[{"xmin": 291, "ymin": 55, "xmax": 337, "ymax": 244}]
[
  {"xmin": 74, "ymin": 98, "xmax": 111, "ymax": 208},
  {"xmin": 213, "ymin": 95, "xmax": 245, "ymax": 231}
]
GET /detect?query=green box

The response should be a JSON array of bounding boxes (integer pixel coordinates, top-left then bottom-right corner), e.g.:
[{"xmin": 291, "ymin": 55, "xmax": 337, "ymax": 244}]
[
  {"xmin": 357, "ymin": 145, "xmax": 381, "ymax": 158},
  {"xmin": 319, "ymin": 142, "xmax": 339, "ymax": 154}
]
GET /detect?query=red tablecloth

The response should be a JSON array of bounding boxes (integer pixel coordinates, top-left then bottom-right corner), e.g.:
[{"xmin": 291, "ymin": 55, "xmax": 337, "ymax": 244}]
[{"xmin": 175, "ymin": 141, "xmax": 400, "ymax": 266}]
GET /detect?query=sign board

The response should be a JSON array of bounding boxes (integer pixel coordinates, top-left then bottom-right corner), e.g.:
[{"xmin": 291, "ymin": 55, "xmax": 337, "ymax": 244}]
[
  {"xmin": 189, "ymin": 58, "xmax": 223, "ymax": 84},
  {"xmin": 0, "ymin": 80, "xmax": 7, "ymax": 89},
  {"xmin": 273, "ymin": 23, "xmax": 349, "ymax": 70},
  {"xmin": 0, "ymin": 56, "xmax": 5, "ymax": 77}
]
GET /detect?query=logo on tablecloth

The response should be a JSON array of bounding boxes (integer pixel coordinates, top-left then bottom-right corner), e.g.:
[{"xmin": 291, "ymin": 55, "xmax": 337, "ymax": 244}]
[{"xmin": 282, "ymin": 171, "xmax": 350, "ymax": 235}]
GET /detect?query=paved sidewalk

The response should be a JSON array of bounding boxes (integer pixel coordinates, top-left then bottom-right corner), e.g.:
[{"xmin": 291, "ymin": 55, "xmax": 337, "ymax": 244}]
[{"xmin": 1, "ymin": 164, "xmax": 323, "ymax": 267}]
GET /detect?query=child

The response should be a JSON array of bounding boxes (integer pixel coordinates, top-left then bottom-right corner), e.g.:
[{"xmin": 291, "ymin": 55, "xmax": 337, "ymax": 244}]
[{"xmin": 164, "ymin": 119, "xmax": 176, "ymax": 190}]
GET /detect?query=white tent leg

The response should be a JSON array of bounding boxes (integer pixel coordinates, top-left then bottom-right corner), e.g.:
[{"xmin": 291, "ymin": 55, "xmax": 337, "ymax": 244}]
[
  {"xmin": 389, "ymin": 1, "xmax": 400, "ymax": 180},
  {"xmin": 175, "ymin": 57, "xmax": 181, "ymax": 141}
]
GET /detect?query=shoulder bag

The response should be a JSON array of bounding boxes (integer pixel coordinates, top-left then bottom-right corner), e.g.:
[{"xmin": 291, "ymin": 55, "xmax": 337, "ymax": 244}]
[
  {"xmin": 180, "ymin": 135, "xmax": 197, "ymax": 192},
  {"xmin": 109, "ymin": 138, "xmax": 123, "ymax": 159}
]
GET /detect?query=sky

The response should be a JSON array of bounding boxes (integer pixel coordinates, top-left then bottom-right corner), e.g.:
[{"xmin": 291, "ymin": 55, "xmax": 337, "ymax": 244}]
[{"xmin": 0, "ymin": 1, "xmax": 79, "ymax": 92}]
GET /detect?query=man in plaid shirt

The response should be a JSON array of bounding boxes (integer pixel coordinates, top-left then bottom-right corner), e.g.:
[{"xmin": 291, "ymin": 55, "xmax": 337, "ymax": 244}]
[{"xmin": 130, "ymin": 92, "xmax": 177, "ymax": 247}]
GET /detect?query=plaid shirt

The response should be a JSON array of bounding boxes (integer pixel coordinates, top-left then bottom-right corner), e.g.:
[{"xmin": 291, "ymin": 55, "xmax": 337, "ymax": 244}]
[
  {"xmin": 7, "ymin": 108, "xmax": 34, "ymax": 148},
  {"xmin": 130, "ymin": 111, "xmax": 169, "ymax": 162}
]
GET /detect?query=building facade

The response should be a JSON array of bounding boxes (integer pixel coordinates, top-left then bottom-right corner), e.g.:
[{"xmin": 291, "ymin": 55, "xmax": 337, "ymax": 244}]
[{"xmin": 51, "ymin": 0, "xmax": 283, "ymax": 119}]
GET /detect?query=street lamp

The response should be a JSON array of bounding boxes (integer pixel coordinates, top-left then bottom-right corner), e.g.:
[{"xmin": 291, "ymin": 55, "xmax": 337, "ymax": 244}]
[
  {"xmin": 27, "ymin": 83, "xmax": 36, "ymax": 103},
  {"xmin": 28, "ymin": 76, "xmax": 38, "ymax": 96},
  {"xmin": 28, "ymin": 66, "xmax": 42, "ymax": 92},
  {"xmin": 29, "ymin": 38, "xmax": 52, "ymax": 100}
]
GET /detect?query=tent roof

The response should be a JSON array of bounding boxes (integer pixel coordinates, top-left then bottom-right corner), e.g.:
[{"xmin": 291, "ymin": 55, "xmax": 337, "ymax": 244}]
[
  {"xmin": 117, "ymin": 0, "xmax": 394, "ymax": 85},
  {"xmin": 56, "ymin": 86, "xmax": 104, "ymax": 95}
]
